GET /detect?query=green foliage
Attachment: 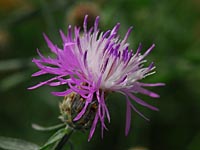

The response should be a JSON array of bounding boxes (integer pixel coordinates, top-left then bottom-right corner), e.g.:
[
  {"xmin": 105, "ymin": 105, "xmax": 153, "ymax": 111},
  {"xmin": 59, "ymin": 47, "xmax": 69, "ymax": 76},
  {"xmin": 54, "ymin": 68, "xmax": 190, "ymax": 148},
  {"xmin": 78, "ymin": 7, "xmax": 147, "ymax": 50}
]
[
  {"xmin": 39, "ymin": 127, "xmax": 69, "ymax": 150},
  {"xmin": 0, "ymin": 136, "xmax": 39, "ymax": 150},
  {"xmin": 32, "ymin": 123, "xmax": 65, "ymax": 132},
  {"xmin": 0, "ymin": 126, "xmax": 73, "ymax": 150}
]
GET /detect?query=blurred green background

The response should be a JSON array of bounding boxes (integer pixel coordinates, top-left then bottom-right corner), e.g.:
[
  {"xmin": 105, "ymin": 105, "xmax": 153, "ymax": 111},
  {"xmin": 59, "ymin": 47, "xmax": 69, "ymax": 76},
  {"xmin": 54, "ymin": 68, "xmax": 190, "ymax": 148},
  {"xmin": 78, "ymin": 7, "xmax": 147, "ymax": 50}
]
[{"xmin": 0, "ymin": 0, "xmax": 200, "ymax": 150}]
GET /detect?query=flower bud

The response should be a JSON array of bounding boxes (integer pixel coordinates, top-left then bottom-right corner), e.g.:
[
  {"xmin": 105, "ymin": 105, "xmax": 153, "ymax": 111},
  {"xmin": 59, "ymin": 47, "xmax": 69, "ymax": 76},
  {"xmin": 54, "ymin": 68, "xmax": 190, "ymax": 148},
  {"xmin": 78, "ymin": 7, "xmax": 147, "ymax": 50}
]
[{"xmin": 59, "ymin": 93, "xmax": 98, "ymax": 130}]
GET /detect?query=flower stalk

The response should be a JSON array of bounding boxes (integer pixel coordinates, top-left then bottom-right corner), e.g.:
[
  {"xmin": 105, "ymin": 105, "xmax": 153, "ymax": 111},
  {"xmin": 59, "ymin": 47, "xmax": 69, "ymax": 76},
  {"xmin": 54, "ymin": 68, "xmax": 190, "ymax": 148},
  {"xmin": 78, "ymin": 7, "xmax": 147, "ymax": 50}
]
[{"xmin": 55, "ymin": 129, "xmax": 73, "ymax": 150}]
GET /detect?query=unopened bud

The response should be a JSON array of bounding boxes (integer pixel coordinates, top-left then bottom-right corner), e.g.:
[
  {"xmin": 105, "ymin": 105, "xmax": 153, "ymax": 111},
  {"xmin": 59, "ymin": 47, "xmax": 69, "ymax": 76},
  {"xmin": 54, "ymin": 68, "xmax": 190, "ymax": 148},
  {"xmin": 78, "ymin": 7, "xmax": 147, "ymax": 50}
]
[{"xmin": 59, "ymin": 92, "xmax": 98, "ymax": 130}]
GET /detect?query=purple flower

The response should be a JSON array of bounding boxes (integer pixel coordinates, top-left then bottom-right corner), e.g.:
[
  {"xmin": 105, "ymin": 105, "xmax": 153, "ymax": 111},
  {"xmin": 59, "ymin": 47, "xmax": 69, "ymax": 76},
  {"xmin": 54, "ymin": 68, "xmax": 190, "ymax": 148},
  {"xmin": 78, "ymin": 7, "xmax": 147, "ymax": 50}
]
[{"xmin": 29, "ymin": 15, "xmax": 164, "ymax": 141}]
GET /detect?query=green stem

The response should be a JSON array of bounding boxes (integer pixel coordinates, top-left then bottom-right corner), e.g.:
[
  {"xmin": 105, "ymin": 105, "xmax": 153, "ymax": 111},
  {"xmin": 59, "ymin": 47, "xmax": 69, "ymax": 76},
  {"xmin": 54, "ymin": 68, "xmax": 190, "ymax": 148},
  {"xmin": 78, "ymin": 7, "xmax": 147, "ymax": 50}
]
[{"xmin": 55, "ymin": 129, "xmax": 74, "ymax": 150}]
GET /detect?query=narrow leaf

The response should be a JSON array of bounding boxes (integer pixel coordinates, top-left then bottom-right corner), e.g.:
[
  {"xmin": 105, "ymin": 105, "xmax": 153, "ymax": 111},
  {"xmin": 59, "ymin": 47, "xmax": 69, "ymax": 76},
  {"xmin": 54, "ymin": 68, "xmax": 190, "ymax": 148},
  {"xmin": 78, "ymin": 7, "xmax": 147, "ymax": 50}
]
[
  {"xmin": 39, "ymin": 127, "xmax": 70, "ymax": 150},
  {"xmin": 32, "ymin": 123, "xmax": 65, "ymax": 132},
  {"xmin": 0, "ymin": 136, "xmax": 39, "ymax": 150}
]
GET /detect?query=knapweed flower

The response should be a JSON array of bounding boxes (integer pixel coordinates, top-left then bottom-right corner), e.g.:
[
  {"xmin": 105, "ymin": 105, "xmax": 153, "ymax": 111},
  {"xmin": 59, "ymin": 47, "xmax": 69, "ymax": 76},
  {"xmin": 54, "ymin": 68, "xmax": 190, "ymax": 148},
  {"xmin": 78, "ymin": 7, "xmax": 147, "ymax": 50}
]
[{"xmin": 29, "ymin": 15, "xmax": 164, "ymax": 141}]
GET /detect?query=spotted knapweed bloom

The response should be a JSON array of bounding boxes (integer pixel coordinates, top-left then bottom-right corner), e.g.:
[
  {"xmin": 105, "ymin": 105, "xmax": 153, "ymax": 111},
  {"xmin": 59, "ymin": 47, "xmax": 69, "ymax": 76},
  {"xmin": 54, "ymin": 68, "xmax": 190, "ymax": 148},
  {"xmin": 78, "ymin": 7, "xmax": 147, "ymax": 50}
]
[{"xmin": 29, "ymin": 15, "xmax": 164, "ymax": 141}]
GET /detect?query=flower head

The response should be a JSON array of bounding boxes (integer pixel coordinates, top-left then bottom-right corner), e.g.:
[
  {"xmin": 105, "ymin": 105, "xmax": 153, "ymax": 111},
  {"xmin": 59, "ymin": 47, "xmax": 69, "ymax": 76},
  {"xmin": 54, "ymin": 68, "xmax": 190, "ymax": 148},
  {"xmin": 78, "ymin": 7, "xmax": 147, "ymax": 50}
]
[{"xmin": 29, "ymin": 15, "xmax": 164, "ymax": 141}]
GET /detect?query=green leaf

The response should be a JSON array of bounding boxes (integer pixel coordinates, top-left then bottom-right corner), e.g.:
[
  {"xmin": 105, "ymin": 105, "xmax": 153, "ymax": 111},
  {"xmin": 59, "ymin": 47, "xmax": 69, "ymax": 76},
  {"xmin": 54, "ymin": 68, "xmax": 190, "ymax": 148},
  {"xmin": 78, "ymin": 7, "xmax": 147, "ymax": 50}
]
[
  {"xmin": 0, "ymin": 136, "xmax": 39, "ymax": 150},
  {"xmin": 39, "ymin": 127, "xmax": 71, "ymax": 150},
  {"xmin": 32, "ymin": 123, "xmax": 65, "ymax": 132}
]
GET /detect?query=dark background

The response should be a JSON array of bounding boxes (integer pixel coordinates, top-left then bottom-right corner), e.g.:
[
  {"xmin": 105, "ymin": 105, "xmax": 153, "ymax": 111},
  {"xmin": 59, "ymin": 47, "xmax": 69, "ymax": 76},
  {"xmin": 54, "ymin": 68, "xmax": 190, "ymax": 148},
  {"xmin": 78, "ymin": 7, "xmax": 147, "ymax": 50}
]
[{"xmin": 0, "ymin": 0, "xmax": 200, "ymax": 150}]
